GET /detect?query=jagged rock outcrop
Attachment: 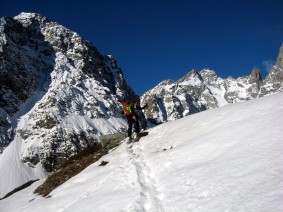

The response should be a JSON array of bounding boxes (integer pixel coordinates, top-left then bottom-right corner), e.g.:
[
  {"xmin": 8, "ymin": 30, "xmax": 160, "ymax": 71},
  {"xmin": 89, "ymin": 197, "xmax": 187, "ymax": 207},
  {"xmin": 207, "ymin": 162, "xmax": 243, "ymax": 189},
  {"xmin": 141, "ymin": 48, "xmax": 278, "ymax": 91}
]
[
  {"xmin": 141, "ymin": 45, "xmax": 283, "ymax": 124},
  {"xmin": 0, "ymin": 13, "xmax": 140, "ymax": 170},
  {"xmin": 259, "ymin": 44, "xmax": 283, "ymax": 96},
  {"xmin": 249, "ymin": 67, "xmax": 263, "ymax": 84}
]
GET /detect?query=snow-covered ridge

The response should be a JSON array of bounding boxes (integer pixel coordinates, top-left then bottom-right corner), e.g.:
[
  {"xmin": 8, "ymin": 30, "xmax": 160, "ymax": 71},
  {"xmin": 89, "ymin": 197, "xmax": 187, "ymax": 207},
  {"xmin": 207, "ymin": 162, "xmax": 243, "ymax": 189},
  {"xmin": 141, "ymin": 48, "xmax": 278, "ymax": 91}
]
[{"xmin": 141, "ymin": 48, "xmax": 283, "ymax": 124}]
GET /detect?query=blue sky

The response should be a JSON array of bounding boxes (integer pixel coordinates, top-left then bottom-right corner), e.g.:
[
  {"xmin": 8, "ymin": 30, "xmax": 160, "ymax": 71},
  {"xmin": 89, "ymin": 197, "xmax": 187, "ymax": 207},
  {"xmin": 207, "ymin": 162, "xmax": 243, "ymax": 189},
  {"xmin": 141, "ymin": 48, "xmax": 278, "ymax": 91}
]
[{"xmin": 1, "ymin": 0, "xmax": 283, "ymax": 95}]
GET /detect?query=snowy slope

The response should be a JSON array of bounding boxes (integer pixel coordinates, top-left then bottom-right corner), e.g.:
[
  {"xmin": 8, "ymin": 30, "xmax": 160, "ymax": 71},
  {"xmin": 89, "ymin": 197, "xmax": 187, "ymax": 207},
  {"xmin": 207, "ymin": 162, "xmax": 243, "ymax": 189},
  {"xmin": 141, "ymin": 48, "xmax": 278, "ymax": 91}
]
[
  {"xmin": 1, "ymin": 92, "xmax": 282, "ymax": 212},
  {"xmin": 0, "ymin": 134, "xmax": 48, "ymax": 200}
]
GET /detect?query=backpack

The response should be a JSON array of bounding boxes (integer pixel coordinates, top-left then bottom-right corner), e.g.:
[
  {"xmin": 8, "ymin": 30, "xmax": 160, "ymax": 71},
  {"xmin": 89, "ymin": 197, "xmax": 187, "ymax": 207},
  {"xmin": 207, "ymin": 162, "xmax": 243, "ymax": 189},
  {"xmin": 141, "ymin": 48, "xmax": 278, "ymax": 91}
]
[{"xmin": 123, "ymin": 101, "xmax": 133, "ymax": 116}]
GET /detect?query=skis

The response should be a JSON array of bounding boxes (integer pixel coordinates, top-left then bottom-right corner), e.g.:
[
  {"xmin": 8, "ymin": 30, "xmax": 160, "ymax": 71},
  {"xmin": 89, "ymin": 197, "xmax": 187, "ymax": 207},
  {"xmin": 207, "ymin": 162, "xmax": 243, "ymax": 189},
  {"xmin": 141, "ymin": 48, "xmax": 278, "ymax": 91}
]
[
  {"xmin": 127, "ymin": 132, "xmax": 149, "ymax": 145},
  {"xmin": 133, "ymin": 131, "xmax": 149, "ymax": 142}
]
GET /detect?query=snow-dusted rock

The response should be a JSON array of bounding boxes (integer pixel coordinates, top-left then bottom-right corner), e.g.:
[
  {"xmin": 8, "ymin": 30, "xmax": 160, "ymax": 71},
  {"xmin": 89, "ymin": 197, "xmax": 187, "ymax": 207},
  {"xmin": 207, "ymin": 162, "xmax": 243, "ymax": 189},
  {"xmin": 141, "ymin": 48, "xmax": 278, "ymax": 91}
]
[
  {"xmin": 259, "ymin": 44, "xmax": 283, "ymax": 96},
  {"xmin": 141, "ymin": 45, "xmax": 283, "ymax": 124},
  {"xmin": 0, "ymin": 12, "xmax": 139, "ymax": 172}
]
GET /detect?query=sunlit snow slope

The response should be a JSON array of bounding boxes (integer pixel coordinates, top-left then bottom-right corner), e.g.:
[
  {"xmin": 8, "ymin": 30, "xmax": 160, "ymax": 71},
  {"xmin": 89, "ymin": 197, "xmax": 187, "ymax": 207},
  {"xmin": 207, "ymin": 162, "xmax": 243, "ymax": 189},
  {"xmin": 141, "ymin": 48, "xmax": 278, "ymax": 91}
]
[{"xmin": 1, "ymin": 92, "xmax": 283, "ymax": 212}]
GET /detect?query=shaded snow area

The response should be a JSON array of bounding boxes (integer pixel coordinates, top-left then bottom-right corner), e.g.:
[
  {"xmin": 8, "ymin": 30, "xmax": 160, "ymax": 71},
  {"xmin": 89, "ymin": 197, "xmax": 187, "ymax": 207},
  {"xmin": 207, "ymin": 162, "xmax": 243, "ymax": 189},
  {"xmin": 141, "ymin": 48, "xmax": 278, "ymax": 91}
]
[
  {"xmin": 1, "ymin": 93, "xmax": 283, "ymax": 212},
  {"xmin": 0, "ymin": 134, "xmax": 47, "ymax": 199}
]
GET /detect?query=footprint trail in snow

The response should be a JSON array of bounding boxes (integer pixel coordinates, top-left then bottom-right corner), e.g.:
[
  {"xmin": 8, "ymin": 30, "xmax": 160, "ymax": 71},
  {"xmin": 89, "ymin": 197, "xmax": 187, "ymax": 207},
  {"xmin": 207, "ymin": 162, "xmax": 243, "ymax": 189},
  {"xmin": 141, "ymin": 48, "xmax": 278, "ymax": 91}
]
[{"xmin": 126, "ymin": 142, "xmax": 165, "ymax": 212}]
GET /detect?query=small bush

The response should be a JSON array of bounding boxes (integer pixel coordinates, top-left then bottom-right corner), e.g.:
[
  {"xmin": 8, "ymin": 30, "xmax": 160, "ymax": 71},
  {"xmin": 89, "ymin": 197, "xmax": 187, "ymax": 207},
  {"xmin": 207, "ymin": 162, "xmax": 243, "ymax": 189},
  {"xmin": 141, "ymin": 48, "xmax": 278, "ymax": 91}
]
[
  {"xmin": 60, "ymin": 143, "xmax": 102, "ymax": 169},
  {"xmin": 34, "ymin": 142, "xmax": 112, "ymax": 197}
]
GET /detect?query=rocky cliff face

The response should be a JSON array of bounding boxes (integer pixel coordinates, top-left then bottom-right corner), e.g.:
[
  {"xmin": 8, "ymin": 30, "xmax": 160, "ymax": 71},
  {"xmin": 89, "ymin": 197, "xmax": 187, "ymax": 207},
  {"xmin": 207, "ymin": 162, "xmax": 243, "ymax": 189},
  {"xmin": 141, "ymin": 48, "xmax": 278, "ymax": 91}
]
[
  {"xmin": 141, "ymin": 45, "xmax": 283, "ymax": 124},
  {"xmin": 259, "ymin": 44, "xmax": 283, "ymax": 96},
  {"xmin": 0, "ymin": 13, "xmax": 139, "ymax": 171}
]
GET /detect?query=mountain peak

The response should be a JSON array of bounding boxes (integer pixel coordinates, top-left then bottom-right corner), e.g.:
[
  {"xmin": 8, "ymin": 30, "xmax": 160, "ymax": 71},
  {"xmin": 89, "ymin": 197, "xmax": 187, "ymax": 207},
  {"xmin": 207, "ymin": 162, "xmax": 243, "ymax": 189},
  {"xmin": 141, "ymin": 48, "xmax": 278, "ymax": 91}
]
[
  {"xmin": 0, "ymin": 12, "xmax": 139, "ymax": 195},
  {"xmin": 199, "ymin": 69, "xmax": 219, "ymax": 81},
  {"xmin": 14, "ymin": 12, "xmax": 49, "ymax": 26},
  {"xmin": 178, "ymin": 69, "xmax": 202, "ymax": 83},
  {"xmin": 248, "ymin": 66, "xmax": 263, "ymax": 84},
  {"xmin": 260, "ymin": 44, "xmax": 283, "ymax": 95},
  {"xmin": 158, "ymin": 79, "xmax": 175, "ymax": 86},
  {"xmin": 15, "ymin": 12, "xmax": 41, "ymax": 19}
]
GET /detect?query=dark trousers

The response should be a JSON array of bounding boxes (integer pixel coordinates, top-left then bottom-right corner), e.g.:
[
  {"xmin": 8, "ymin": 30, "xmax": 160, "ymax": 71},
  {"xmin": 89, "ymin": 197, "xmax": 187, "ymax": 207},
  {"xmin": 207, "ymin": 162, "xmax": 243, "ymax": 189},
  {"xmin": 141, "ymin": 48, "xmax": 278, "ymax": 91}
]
[{"xmin": 127, "ymin": 115, "xmax": 140, "ymax": 138}]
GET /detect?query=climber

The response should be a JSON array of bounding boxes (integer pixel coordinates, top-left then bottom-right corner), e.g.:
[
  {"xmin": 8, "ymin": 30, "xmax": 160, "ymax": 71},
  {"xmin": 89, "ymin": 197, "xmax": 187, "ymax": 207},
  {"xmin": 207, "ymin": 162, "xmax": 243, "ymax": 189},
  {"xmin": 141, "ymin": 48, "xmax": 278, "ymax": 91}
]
[{"xmin": 122, "ymin": 99, "xmax": 148, "ymax": 142}]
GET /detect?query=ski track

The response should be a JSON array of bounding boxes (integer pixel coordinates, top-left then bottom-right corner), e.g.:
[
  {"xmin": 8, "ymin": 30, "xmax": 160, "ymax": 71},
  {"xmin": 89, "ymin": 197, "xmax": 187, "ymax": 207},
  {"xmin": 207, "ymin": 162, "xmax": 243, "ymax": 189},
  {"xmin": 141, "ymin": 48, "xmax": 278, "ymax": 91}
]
[{"xmin": 126, "ymin": 142, "xmax": 164, "ymax": 212}]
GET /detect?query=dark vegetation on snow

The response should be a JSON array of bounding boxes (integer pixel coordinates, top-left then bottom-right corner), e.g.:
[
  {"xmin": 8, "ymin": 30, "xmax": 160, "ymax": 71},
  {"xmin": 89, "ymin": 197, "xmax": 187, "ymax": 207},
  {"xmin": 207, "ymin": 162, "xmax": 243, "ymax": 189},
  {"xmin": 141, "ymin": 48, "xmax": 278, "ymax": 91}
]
[
  {"xmin": 34, "ymin": 142, "xmax": 117, "ymax": 197},
  {"xmin": 0, "ymin": 180, "xmax": 39, "ymax": 200}
]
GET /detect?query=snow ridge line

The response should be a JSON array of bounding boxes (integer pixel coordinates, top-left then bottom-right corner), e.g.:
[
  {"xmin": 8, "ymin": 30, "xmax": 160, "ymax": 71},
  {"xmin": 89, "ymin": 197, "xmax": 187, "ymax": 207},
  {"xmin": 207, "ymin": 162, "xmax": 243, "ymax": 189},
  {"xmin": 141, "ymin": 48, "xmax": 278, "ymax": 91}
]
[{"xmin": 127, "ymin": 143, "xmax": 164, "ymax": 212}]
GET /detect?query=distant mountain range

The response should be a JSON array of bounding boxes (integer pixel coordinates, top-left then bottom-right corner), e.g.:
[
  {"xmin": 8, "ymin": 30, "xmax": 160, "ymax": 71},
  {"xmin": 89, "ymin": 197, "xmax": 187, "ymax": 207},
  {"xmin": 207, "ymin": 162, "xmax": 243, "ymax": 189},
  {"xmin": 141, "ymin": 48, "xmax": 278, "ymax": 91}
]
[
  {"xmin": 141, "ymin": 45, "xmax": 283, "ymax": 124},
  {"xmin": 0, "ymin": 11, "xmax": 282, "ymax": 183}
]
